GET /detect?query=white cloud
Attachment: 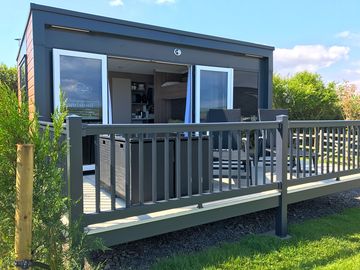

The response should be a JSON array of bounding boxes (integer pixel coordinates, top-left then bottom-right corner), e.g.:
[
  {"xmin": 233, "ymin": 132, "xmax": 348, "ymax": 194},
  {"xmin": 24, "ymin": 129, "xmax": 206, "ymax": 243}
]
[
  {"xmin": 336, "ymin": 31, "xmax": 351, "ymax": 39},
  {"xmin": 109, "ymin": 0, "xmax": 124, "ymax": 6},
  {"xmin": 343, "ymin": 68, "xmax": 360, "ymax": 88},
  {"xmin": 351, "ymin": 60, "xmax": 360, "ymax": 67},
  {"xmin": 345, "ymin": 69, "xmax": 360, "ymax": 75},
  {"xmin": 335, "ymin": 30, "xmax": 360, "ymax": 47},
  {"xmin": 155, "ymin": 0, "xmax": 176, "ymax": 4},
  {"xmin": 274, "ymin": 45, "xmax": 350, "ymax": 75},
  {"xmin": 336, "ymin": 30, "xmax": 360, "ymax": 40}
]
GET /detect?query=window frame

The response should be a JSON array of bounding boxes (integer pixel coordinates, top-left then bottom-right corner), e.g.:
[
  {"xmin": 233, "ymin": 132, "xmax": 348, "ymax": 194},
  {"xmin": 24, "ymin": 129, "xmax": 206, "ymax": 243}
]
[
  {"xmin": 52, "ymin": 48, "xmax": 108, "ymax": 123},
  {"xmin": 195, "ymin": 65, "xmax": 234, "ymax": 123},
  {"xmin": 19, "ymin": 54, "xmax": 28, "ymax": 99}
]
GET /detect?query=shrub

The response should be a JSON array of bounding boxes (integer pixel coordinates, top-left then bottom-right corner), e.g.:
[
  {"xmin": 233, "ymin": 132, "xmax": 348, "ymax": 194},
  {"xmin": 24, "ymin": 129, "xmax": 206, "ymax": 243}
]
[
  {"xmin": 0, "ymin": 83, "xmax": 103, "ymax": 269},
  {"xmin": 273, "ymin": 71, "xmax": 343, "ymax": 120},
  {"xmin": 0, "ymin": 83, "xmax": 31, "ymax": 267},
  {"xmin": 0, "ymin": 63, "xmax": 17, "ymax": 91}
]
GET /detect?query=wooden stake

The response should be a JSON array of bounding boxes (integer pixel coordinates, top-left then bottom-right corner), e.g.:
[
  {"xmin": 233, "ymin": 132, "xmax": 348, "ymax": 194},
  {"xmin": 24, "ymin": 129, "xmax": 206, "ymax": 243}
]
[{"xmin": 15, "ymin": 144, "xmax": 34, "ymax": 269}]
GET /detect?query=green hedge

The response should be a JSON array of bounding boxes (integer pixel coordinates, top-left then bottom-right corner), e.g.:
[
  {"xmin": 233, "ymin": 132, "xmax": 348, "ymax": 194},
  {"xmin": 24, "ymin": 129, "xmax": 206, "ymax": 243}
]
[{"xmin": 273, "ymin": 71, "xmax": 343, "ymax": 120}]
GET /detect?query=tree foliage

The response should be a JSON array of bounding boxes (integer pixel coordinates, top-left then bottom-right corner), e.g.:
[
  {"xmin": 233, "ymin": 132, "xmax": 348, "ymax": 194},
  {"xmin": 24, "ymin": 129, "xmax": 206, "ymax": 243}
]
[
  {"xmin": 0, "ymin": 84, "xmax": 31, "ymax": 267},
  {"xmin": 337, "ymin": 82, "xmax": 360, "ymax": 120},
  {"xmin": 273, "ymin": 71, "xmax": 343, "ymax": 120},
  {"xmin": 0, "ymin": 63, "xmax": 17, "ymax": 91}
]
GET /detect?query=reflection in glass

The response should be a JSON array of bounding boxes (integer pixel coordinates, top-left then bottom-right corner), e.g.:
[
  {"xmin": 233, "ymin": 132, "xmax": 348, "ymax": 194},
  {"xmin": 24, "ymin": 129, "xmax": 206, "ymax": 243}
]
[
  {"xmin": 233, "ymin": 71, "xmax": 259, "ymax": 118},
  {"xmin": 199, "ymin": 70, "xmax": 228, "ymax": 122},
  {"xmin": 60, "ymin": 55, "xmax": 102, "ymax": 120}
]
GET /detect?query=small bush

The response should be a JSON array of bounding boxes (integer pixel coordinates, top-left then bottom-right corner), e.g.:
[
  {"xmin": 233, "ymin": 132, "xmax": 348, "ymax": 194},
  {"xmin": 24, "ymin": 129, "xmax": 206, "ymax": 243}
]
[
  {"xmin": 0, "ymin": 83, "xmax": 32, "ymax": 267},
  {"xmin": 0, "ymin": 83, "xmax": 103, "ymax": 269}
]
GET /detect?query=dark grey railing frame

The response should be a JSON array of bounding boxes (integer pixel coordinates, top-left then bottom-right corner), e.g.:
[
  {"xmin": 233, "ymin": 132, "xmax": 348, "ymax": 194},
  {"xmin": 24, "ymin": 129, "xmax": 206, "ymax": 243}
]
[
  {"xmin": 66, "ymin": 116, "xmax": 281, "ymax": 220},
  {"xmin": 64, "ymin": 115, "xmax": 360, "ymax": 245},
  {"xmin": 66, "ymin": 116, "xmax": 84, "ymax": 226},
  {"xmin": 275, "ymin": 115, "xmax": 288, "ymax": 237}
]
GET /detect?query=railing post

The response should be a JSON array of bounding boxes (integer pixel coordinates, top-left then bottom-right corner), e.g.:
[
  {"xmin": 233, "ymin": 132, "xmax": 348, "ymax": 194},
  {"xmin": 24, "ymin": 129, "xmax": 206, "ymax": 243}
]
[
  {"xmin": 275, "ymin": 115, "xmax": 289, "ymax": 237},
  {"xmin": 66, "ymin": 115, "xmax": 84, "ymax": 228}
]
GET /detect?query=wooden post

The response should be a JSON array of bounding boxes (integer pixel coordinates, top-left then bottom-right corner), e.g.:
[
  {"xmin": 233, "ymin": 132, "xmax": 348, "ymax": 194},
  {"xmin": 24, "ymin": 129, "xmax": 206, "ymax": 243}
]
[{"xmin": 15, "ymin": 144, "xmax": 34, "ymax": 269}]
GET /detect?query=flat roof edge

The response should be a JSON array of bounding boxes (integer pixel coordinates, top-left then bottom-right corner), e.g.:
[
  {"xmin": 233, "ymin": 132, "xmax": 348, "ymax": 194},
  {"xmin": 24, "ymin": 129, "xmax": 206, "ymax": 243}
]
[{"xmin": 29, "ymin": 3, "xmax": 274, "ymax": 52}]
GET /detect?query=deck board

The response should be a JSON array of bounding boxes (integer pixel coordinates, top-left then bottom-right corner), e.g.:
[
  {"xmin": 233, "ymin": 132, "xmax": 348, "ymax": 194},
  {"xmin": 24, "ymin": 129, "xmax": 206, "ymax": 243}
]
[
  {"xmin": 83, "ymin": 175, "xmax": 124, "ymax": 213},
  {"xmin": 82, "ymin": 162, "xmax": 319, "ymax": 214}
]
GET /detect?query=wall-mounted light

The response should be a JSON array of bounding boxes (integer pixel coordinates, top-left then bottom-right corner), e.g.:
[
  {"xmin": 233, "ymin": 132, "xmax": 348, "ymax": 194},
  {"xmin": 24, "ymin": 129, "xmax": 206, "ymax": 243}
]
[{"xmin": 174, "ymin": 48, "xmax": 182, "ymax": 56}]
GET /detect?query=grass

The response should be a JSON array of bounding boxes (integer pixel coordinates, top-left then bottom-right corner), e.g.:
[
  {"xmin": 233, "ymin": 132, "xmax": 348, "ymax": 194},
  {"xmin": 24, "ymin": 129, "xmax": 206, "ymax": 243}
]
[{"xmin": 152, "ymin": 208, "xmax": 360, "ymax": 270}]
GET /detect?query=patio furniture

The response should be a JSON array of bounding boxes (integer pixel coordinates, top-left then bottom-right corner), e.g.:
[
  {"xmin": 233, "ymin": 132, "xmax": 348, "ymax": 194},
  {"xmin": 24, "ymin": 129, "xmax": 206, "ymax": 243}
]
[
  {"xmin": 258, "ymin": 109, "xmax": 289, "ymax": 164},
  {"xmin": 100, "ymin": 136, "xmax": 175, "ymax": 204},
  {"xmin": 258, "ymin": 109, "xmax": 317, "ymax": 173},
  {"xmin": 99, "ymin": 135, "xmax": 209, "ymax": 204},
  {"xmin": 206, "ymin": 109, "xmax": 252, "ymax": 180}
]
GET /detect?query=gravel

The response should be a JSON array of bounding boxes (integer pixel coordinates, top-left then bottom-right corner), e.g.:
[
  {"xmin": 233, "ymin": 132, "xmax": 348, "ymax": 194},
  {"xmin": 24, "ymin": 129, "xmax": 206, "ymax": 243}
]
[{"xmin": 89, "ymin": 189, "xmax": 360, "ymax": 269}]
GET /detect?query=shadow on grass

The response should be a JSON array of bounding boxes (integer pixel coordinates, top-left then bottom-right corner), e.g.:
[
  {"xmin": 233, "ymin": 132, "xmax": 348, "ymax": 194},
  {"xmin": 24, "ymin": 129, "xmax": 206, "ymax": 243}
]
[{"xmin": 152, "ymin": 208, "xmax": 360, "ymax": 270}]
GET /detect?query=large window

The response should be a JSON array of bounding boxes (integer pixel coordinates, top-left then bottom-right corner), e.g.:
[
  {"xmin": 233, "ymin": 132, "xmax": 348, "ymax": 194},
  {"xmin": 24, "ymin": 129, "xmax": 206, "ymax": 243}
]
[
  {"xmin": 195, "ymin": 65, "xmax": 233, "ymax": 123},
  {"xmin": 53, "ymin": 49, "xmax": 108, "ymax": 123}
]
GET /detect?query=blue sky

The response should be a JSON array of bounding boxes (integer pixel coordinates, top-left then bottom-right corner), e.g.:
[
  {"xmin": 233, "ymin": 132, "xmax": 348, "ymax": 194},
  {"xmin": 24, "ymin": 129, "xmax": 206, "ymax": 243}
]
[{"xmin": 1, "ymin": 0, "xmax": 359, "ymax": 87}]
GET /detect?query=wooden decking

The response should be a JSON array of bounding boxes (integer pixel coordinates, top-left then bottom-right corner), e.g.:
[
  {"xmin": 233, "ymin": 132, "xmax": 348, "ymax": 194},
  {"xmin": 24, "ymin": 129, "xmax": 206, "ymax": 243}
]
[
  {"xmin": 83, "ymin": 163, "xmax": 275, "ymax": 214},
  {"xmin": 82, "ymin": 161, "xmax": 320, "ymax": 214},
  {"xmin": 83, "ymin": 175, "xmax": 124, "ymax": 213}
]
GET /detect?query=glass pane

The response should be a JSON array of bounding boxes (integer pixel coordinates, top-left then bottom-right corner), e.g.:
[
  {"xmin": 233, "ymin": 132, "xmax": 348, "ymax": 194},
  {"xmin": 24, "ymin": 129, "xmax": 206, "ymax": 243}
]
[
  {"xmin": 233, "ymin": 71, "xmax": 259, "ymax": 119},
  {"xmin": 60, "ymin": 55, "xmax": 102, "ymax": 120},
  {"xmin": 200, "ymin": 70, "xmax": 228, "ymax": 122}
]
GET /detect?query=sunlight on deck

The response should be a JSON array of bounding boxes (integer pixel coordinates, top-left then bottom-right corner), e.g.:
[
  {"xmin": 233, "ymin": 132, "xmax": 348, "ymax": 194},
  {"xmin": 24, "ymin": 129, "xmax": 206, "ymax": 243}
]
[
  {"xmin": 83, "ymin": 175, "xmax": 125, "ymax": 213},
  {"xmin": 83, "ymin": 161, "xmax": 325, "ymax": 214}
]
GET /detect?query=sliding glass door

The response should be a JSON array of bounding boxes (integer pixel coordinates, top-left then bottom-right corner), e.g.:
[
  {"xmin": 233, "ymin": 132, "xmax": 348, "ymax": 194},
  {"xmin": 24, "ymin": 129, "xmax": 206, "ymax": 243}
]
[
  {"xmin": 53, "ymin": 49, "xmax": 108, "ymax": 123},
  {"xmin": 195, "ymin": 65, "xmax": 234, "ymax": 123}
]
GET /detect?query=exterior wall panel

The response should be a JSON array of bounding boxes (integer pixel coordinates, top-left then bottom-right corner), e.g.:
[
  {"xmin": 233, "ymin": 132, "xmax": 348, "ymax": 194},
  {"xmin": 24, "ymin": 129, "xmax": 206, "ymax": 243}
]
[
  {"xmin": 23, "ymin": 4, "xmax": 274, "ymax": 120},
  {"xmin": 25, "ymin": 14, "xmax": 35, "ymax": 118},
  {"xmin": 43, "ymin": 29, "xmax": 261, "ymax": 71},
  {"xmin": 17, "ymin": 13, "xmax": 36, "ymax": 119},
  {"xmin": 33, "ymin": 8, "xmax": 273, "ymax": 58}
]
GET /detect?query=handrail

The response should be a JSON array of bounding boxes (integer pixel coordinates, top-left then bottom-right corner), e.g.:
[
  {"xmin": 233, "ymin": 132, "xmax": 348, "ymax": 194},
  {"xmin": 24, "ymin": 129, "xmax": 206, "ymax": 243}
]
[
  {"xmin": 84, "ymin": 120, "xmax": 360, "ymax": 136},
  {"xmin": 82, "ymin": 121, "xmax": 280, "ymax": 136},
  {"xmin": 289, "ymin": 120, "xmax": 360, "ymax": 128}
]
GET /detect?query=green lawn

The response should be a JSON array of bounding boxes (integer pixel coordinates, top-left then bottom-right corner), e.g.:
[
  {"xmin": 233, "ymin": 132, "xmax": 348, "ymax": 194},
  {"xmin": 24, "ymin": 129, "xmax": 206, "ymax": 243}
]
[{"xmin": 152, "ymin": 208, "xmax": 360, "ymax": 270}]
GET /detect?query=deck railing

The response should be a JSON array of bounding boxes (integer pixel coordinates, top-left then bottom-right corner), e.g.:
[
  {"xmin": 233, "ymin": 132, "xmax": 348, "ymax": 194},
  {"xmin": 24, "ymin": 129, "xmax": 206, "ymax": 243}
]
[
  {"xmin": 287, "ymin": 121, "xmax": 360, "ymax": 186},
  {"xmin": 62, "ymin": 115, "xmax": 360, "ymax": 241}
]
